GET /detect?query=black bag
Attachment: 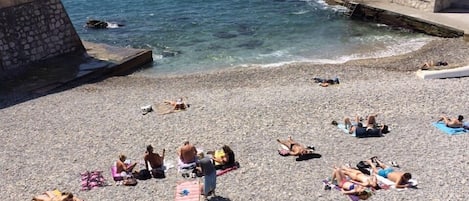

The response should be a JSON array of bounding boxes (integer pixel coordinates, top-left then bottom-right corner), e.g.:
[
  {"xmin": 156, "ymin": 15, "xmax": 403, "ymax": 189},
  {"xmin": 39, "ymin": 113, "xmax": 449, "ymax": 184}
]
[
  {"xmin": 151, "ymin": 168, "xmax": 166, "ymax": 179},
  {"xmin": 136, "ymin": 169, "xmax": 152, "ymax": 180},
  {"xmin": 356, "ymin": 161, "xmax": 371, "ymax": 175}
]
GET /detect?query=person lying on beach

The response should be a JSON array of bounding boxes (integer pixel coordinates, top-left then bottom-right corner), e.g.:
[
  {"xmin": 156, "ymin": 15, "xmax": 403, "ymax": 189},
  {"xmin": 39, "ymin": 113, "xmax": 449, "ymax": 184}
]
[
  {"xmin": 178, "ymin": 141, "xmax": 198, "ymax": 164},
  {"xmin": 195, "ymin": 157, "xmax": 216, "ymax": 199},
  {"xmin": 333, "ymin": 114, "xmax": 387, "ymax": 137},
  {"xmin": 116, "ymin": 154, "xmax": 137, "ymax": 177},
  {"xmin": 367, "ymin": 157, "xmax": 412, "ymax": 189},
  {"xmin": 164, "ymin": 97, "xmax": 189, "ymax": 111},
  {"xmin": 439, "ymin": 115, "xmax": 464, "ymax": 128},
  {"xmin": 276, "ymin": 136, "xmax": 314, "ymax": 156},
  {"xmin": 209, "ymin": 145, "xmax": 238, "ymax": 170},
  {"xmin": 331, "ymin": 167, "xmax": 372, "ymax": 200},
  {"xmin": 340, "ymin": 166, "xmax": 379, "ymax": 189},
  {"xmin": 421, "ymin": 60, "xmax": 448, "ymax": 70},
  {"xmin": 312, "ymin": 77, "xmax": 340, "ymax": 87}
]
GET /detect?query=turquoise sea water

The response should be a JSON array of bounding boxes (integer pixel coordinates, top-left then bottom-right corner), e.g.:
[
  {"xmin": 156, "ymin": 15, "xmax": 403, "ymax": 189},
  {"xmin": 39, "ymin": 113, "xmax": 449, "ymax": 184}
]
[{"xmin": 62, "ymin": 0, "xmax": 431, "ymax": 75}]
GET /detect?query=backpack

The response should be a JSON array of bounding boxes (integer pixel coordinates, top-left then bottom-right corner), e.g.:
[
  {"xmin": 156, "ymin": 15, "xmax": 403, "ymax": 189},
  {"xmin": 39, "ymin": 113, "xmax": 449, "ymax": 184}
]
[
  {"xmin": 356, "ymin": 161, "xmax": 371, "ymax": 175},
  {"xmin": 151, "ymin": 168, "xmax": 166, "ymax": 179},
  {"xmin": 136, "ymin": 169, "xmax": 152, "ymax": 180}
]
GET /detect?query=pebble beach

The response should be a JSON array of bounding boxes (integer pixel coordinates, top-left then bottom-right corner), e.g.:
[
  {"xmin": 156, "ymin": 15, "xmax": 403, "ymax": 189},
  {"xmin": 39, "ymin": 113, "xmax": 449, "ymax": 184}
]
[{"xmin": 1, "ymin": 38, "xmax": 469, "ymax": 201}]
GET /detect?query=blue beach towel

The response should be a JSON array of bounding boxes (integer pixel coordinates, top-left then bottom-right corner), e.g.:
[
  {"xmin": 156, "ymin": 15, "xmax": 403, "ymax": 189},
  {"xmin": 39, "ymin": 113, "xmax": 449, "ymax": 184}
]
[
  {"xmin": 432, "ymin": 122, "xmax": 468, "ymax": 135},
  {"xmin": 337, "ymin": 123, "xmax": 356, "ymax": 137}
]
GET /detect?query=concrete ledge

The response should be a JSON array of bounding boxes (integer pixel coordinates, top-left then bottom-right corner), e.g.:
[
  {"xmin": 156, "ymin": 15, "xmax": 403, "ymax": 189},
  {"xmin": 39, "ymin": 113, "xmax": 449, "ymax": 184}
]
[
  {"xmin": 416, "ymin": 66, "xmax": 469, "ymax": 79},
  {"xmin": 353, "ymin": 4, "xmax": 464, "ymax": 37}
]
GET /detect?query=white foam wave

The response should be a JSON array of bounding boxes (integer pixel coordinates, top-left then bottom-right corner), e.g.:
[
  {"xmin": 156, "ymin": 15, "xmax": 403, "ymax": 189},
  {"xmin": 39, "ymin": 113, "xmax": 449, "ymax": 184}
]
[
  {"xmin": 106, "ymin": 22, "xmax": 121, "ymax": 29},
  {"xmin": 292, "ymin": 10, "xmax": 310, "ymax": 15},
  {"xmin": 246, "ymin": 37, "xmax": 433, "ymax": 68}
]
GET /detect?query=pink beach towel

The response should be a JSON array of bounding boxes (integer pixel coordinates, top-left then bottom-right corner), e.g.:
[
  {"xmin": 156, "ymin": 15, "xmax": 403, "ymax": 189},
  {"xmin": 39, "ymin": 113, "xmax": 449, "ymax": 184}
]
[{"xmin": 175, "ymin": 180, "xmax": 200, "ymax": 201}]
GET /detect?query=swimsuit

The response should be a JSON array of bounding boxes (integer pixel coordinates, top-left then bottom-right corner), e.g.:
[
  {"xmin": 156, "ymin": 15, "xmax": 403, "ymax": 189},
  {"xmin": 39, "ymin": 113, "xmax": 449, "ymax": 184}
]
[
  {"xmin": 377, "ymin": 167, "xmax": 394, "ymax": 178},
  {"xmin": 340, "ymin": 179, "xmax": 355, "ymax": 190}
]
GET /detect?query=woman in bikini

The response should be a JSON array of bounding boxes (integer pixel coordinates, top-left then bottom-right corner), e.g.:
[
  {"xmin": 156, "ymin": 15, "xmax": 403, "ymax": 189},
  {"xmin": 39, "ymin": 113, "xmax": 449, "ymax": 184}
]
[
  {"xmin": 331, "ymin": 167, "xmax": 372, "ymax": 200},
  {"xmin": 341, "ymin": 166, "xmax": 379, "ymax": 189}
]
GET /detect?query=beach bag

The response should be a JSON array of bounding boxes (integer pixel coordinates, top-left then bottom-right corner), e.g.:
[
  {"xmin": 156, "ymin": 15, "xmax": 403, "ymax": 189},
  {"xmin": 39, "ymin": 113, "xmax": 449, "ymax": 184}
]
[
  {"xmin": 151, "ymin": 168, "xmax": 166, "ymax": 179},
  {"xmin": 123, "ymin": 177, "xmax": 138, "ymax": 186},
  {"xmin": 136, "ymin": 169, "xmax": 152, "ymax": 180},
  {"xmin": 356, "ymin": 161, "xmax": 371, "ymax": 175}
]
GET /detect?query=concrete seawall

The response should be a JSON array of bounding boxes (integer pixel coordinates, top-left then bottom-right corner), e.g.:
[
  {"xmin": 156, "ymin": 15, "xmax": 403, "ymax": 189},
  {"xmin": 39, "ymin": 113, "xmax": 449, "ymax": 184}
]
[{"xmin": 329, "ymin": 0, "xmax": 469, "ymax": 40}]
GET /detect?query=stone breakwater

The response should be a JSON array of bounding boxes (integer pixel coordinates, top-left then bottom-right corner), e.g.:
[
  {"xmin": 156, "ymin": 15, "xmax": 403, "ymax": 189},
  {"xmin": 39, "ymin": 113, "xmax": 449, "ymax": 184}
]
[{"xmin": 0, "ymin": 0, "xmax": 84, "ymax": 77}]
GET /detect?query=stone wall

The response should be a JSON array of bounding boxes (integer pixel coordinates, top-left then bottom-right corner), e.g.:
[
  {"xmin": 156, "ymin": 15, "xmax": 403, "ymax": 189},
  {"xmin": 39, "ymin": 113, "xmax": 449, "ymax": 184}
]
[{"xmin": 0, "ymin": 0, "xmax": 84, "ymax": 79}]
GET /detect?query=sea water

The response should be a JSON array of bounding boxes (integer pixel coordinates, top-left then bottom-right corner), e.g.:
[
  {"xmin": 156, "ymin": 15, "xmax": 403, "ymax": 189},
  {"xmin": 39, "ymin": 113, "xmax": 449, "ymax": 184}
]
[{"xmin": 62, "ymin": 0, "xmax": 432, "ymax": 76}]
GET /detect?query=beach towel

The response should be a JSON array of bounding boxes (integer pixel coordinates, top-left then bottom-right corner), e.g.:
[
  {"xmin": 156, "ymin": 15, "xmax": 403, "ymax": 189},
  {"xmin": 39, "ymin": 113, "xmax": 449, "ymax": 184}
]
[
  {"xmin": 364, "ymin": 168, "xmax": 418, "ymax": 190},
  {"xmin": 337, "ymin": 123, "xmax": 354, "ymax": 135},
  {"xmin": 33, "ymin": 189, "xmax": 84, "ymax": 201},
  {"xmin": 216, "ymin": 164, "xmax": 239, "ymax": 176},
  {"xmin": 375, "ymin": 174, "xmax": 418, "ymax": 190},
  {"xmin": 432, "ymin": 122, "xmax": 468, "ymax": 135},
  {"xmin": 81, "ymin": 170, "xmax": 107, "ymax": 191},
  {"xmin": 175, "ymin": 180, "xmax": 200, "ymax": 201},
  {"xmin": 322, "ymin": 179, "xmax": 359, "ymax": 201}
]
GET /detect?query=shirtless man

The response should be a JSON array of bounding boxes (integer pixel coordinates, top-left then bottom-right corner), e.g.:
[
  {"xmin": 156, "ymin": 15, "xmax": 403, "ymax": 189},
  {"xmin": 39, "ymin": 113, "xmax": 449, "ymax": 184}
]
[
  {"xmin": 178, "ymin": 141, "xmax": 198, "ymax": 164},
  {"xmin": 276, "ymin": 136, "xmax": 313, "ymax": 156},
  {"xmin": 439, "ymin": 115, "xmax": 464, "ymax": 128},
  {"xmin": 144, "ymin": 145, "xmax": 165, "ymax": 169},
  {"xmin": 367, "ymin": 157, "xmax": 412, "ymax": 188}
]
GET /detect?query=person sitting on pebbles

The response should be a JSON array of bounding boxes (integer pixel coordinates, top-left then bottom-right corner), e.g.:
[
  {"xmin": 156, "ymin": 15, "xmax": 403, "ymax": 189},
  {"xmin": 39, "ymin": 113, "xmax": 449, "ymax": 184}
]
[
  {"xmin": 116, "ymin": 154, "xmax": 137, "ymax": 177},
  {"xmin": 276, "ymin": 136, "xmax": 314, "ymax": 156}
]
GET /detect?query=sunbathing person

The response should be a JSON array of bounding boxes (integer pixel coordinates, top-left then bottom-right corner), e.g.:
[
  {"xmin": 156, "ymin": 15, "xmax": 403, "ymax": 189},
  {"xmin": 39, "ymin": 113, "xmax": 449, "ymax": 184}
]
[
  {"xmin": 178, "ymin": 141, "xmax": 198, "ymax": 164},
  {"xmin": 439, "ymin": 115, "xmax": 464, "ymax": 128},
  {"xmin": 421, "ymin": 60, "xmax": 448, "ymax": 70},
  {"xmin": 116, "ymin": 154, "xmax": 137, "ymax": 177},
  {"xmin": 367, "ymin": 157, "xmax": 412, "ymax": 189},
  {"xmin": 276, "ymin": 136, "xmax": 314, "ymax": 156},
  {"xmin": 313, "ymin": 77, "xmax": 340, "ymax": 87},
  {"xmin": 340, "ymin": 166, "xmax": 378, "ymax": 189},
  {"xmin": 336, "ymin": 114, "xmax": 387, "ymax": 137},
  {"xmin": 331, "ymin": 167, "xmax": 372, "ymax": 200},
  {"xmin": 164, "ymin": 97, "xmax": 188, "ymax": 111},
  {"xmin": 210, "ymin": 145, "xmax": 237, "ymax": 170}
]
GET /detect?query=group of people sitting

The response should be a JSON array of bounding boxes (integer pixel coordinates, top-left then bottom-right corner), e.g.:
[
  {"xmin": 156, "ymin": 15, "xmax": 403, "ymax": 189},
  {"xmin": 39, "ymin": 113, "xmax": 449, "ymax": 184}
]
[
  {"xmin": 115, "ymin": 141, "xmax": 238, "ymax": 200},
  {"xmin": 115, "ymin": 144, "xmax": 166, "ymax": 180},
  {"xmin": 333, "ymin": 114, "xmax": 389, "ymax": 138},
  {"xmin": 329, "ymin": 156, "xmax": 413, "ymax": 199}
]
